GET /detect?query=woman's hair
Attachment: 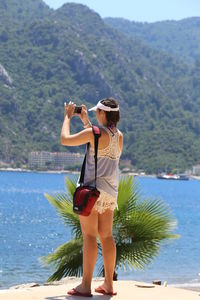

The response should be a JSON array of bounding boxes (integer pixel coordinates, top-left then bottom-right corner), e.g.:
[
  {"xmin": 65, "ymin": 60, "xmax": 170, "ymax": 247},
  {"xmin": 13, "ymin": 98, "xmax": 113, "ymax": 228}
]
[{"xmin": 98, "ymin": 97, "xmax": 120, "ymax": 127}]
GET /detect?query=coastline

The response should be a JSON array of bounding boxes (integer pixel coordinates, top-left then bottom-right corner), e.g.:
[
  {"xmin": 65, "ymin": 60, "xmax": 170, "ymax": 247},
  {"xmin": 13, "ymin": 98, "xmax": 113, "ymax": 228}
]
[
  {"xmin": 0, "ymin": 278, "xmax": 199, "ymax": 300},
  {"xmin": 1, "ymin": 277, "xmax": 200, "ymax": 293},
  {"xmin": 0, "ymin": 167, "xmax": 80, "ymax": 174},
  {"xmin": 0, "ymin": 278, "xmax": 200, "ymax": 299},
  {"xmin": 0, "ymin": 167, "xmax": 168, "ymax": 178},
  {"xmin": 1, "ymin": 168, "xmax": 200, "ymax": 180},
  {"xmin": 0, "ymin": 167, "xmax": 150, "ymax": 177}
]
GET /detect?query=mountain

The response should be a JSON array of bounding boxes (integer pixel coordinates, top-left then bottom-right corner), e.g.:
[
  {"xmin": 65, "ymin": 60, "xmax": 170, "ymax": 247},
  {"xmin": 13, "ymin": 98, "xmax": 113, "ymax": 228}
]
[
  {"xmin": 1, "ymin": 0, "xmax": 200, "ymax": 173},
  {"xmin": 0, "ymin": 0, "xmax": 50, "ymax": 23},
  {"xmin": 105, "ymin": 17, "xmax": 200, "ymax": 64}
]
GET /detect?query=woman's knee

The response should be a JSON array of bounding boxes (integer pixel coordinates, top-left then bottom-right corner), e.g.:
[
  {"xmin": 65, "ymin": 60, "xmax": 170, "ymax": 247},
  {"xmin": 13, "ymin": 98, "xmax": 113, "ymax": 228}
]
[
  {"xmin": 79, "ymin": 210, "xmax": 98, "ymax": 238},
  {"xmin": 98, "ymin": 227, "xmax": 113, "ymax": 239},
  {"xmin": 82, "ymin": 231, "xmax": 98, "ymax": 240}
]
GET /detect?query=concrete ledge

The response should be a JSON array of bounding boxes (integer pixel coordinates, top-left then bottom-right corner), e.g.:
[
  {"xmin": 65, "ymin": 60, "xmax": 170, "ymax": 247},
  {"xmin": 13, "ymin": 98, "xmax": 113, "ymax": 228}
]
[{"xmin": 0, "ymin": 279, "xmax": 199, "ymax": 300}]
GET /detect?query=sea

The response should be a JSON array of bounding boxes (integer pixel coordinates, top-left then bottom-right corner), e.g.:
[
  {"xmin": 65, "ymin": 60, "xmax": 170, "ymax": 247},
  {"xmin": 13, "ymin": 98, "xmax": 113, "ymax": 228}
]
[{"xmin": 0, "ymin": 171, "xmax": 200, "ymax": 290}]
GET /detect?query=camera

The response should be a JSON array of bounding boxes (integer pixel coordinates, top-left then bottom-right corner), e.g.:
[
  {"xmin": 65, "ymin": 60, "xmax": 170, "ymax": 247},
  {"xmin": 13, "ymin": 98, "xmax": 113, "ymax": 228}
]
[{"xmin": 74, "ymin": 106, "xmax": 82, "ymax": 114}]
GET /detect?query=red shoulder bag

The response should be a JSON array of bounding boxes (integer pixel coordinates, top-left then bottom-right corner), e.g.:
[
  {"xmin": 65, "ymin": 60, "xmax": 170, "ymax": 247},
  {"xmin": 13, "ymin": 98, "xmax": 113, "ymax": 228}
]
[{"xmin": 73, "ymin": 126, "xmax": 101, "ymax": 216}]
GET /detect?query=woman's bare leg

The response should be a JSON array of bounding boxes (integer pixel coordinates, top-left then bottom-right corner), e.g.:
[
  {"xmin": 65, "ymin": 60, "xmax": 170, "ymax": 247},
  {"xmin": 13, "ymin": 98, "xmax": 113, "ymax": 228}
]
[
  {"xmin": 72, "ymin": 209, "xmax": 98, "ymax": 294},
  {"xmin": 98, "ymin": 209, "xmax": 116, "ymax": 293}
]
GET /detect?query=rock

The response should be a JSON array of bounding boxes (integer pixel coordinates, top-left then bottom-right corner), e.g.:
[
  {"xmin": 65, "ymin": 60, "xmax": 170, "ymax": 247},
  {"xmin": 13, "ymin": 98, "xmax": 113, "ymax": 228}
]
[
  {"xmin": 0, "ymin": 63, "xmax": 13, "ymax": 86},
  {"xmin": 152, "ymin": 280, "xmax": 162, "ymax": 286},
  {"xmin": 135, "ymin": 283, "xmax": 155, "ymax": 288},
  {"xmin": 9, "ymin": 282, "xmax": 40, "ymax": 289},
  {"xmin": 43, "ymin": 277, "xmax": 78, "ymax": 286}
]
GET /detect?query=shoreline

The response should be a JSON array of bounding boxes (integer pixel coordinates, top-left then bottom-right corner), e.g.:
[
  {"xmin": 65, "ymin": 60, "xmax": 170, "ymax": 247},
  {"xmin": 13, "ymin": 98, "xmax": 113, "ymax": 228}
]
[
  {"xmin": 1, "ymin": 168, "xmax": 200, "ymax": 180},
  {"xmin": 1, "ymin": 277, "xmax": 200, "ymax": 293},
  {"xmin": 0, "ymin": 167, "xmax": 80, "ymax": 174},
  {"xmin": 0, "ymin": 167, "xmax": 153, "ymax": 177},
  {"xmin": 0, "ymin": 278, "xmax": 199, "ymax": 300},
  {"xmin": 170, "ymin": 283, "xmax": 200, "ymax": 293}
]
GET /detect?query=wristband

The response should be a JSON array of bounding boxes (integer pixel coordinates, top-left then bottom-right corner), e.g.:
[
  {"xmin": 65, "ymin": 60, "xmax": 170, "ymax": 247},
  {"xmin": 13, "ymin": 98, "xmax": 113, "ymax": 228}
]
[{"xmin": 83, "ymin": 120, "xmax": 92, "ymax": 128}]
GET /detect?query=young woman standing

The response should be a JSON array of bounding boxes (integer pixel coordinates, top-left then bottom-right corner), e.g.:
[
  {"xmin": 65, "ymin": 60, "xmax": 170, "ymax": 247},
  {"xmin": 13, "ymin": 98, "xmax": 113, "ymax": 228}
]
[{"xmin": 61, "ymin": 97, "xmax": 123, "ymax": 297}]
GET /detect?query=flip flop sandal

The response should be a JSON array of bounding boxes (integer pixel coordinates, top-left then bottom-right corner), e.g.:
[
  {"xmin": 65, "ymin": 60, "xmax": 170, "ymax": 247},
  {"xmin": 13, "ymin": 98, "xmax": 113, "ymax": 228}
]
[
  {"xmin": 67, "ymin": 288, "xmax": 93, "ymax": 297},
  {"xmin": 95, "ymin": 286, "xmax": 117, "ymax": 296}
]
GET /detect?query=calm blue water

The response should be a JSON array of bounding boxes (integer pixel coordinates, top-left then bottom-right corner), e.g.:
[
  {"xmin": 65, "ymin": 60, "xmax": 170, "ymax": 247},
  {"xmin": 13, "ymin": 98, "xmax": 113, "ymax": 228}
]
[{"xmin": 0, "ymin": 171, "xmax": 200, "ymax": 289}]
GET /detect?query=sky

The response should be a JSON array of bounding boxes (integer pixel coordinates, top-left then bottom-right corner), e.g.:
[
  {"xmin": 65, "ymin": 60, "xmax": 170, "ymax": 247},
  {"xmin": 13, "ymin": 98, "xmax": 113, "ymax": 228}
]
[{"xmin": 44, "ymin": 0, "xmax": 200, "ymax": 23}]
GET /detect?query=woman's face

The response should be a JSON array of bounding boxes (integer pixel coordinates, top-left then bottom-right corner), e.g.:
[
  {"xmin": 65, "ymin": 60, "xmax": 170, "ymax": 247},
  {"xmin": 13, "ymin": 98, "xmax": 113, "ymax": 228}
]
[
  {"xmin": 96, "ymin": 109, "xmax": 102, "ymax": 125},
  {"xmin": 96, "ymin": 109, "xmax": 106, "ymax": 125}
]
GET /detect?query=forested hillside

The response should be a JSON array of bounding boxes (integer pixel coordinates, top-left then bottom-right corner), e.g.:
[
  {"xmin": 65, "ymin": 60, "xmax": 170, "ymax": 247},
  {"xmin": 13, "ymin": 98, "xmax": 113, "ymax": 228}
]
[
  {"xmin": 1, "ymin": 0, "xmax": 200, "ymax": 173},
  {"xmin": 105, "ymin": 17, "xmax": 200, "ymax": 65}
]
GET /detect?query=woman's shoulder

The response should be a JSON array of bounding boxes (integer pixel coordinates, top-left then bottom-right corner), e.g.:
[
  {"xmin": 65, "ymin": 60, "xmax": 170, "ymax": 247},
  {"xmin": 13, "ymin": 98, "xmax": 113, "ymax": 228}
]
[
  {"xmin": 117, "ymin": 129, "xmax": 123, "ymax": 152},
  {"xmin": 88, "ymin": 126, "xmax": 109, "ymax": 150},
  {"xmin": 117, "ymin": 128, "xmax": 123, "ymax": 137},
  {"xmin": 100, "ymin": 125, "xmax": 122, "ymax": 134},
  {"xmin": 99, "ymin": 126, "xmax": 123, "ymax": 141}
]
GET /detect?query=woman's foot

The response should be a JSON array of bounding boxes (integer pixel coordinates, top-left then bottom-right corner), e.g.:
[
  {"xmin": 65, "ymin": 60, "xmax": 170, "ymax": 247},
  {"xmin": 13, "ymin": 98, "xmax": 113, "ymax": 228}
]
[
  {"xmin": 68, "ymin": 284, "xmax": 92, "ymax": 297},
  {"xmin": 95, "ymin": 284, "xmax": 117, "ymax": 296}
]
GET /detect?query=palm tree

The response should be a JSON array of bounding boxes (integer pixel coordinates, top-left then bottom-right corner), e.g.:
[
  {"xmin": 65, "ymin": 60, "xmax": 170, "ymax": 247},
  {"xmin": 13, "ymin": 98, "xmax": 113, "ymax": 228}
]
[{"xmin": 42, "ymin": 175, "xmax": 179, "ymax": 282}]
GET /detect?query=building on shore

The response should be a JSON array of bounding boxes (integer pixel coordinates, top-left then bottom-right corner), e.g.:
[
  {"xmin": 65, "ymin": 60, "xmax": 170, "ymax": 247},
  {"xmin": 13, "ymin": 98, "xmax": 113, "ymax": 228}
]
[
  {"xmin": 192, "ymin": 164, "xmax": 200, "ymax": 176},
  {"xmin": 120, "ymin": 159, "xmax": 131, "ymax": 167},
  {"xmin": 28, "ymin": 151, "xmax": 84, "ymax": 170}
]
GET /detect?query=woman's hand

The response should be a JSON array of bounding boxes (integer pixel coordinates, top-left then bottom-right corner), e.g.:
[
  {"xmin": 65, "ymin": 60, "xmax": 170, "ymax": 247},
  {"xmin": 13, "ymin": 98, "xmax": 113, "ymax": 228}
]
[
  {"xmin": 64, "ymin": 102, "xmax": 67, "ymax": 118},
  {"xmin": 79, "ymin": 104, "xmax": 92, "ymax": 128},
  {"xmin": 64, "ymin": 101, "xmax": 75, "ymax": 119},
  {"xmin": 64, "ymin": 102, "xmax": 91, "ymax": 127},
  {"xmin": 80, "ymin": 104, "xmax": 88, "ymax": 123}
]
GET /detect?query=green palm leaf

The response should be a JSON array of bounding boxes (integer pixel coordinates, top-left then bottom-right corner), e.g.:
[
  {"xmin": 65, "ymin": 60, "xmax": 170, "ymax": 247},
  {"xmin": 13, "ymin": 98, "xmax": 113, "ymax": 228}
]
[
  {"xmin": 42, "ymin": 175, "xmax": 179, "ymax": 281},
  {"xmin": 116, "ymin": 239, "xmax": 160, "ymax": 271},
  {"xmin": 65, "ymin": 175, "xmax": 78, "ymax": 199},
  {"xmin": 44, "ymin": 175, "xmax": 82, "ymax": 238},
  {"xmin": 41, "ymin": 238, "xmax": 83, "ymax": 281},
  {"xmin": 113, "ymin": 176, "xmax": 179, "ymax": 272}
]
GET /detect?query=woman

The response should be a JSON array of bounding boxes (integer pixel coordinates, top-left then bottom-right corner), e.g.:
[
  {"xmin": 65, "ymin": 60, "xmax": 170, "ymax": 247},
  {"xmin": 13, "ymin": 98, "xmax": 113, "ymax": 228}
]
[{"xmin": 61, "ymin": 97, "xmax": 123, "ymax": 297}]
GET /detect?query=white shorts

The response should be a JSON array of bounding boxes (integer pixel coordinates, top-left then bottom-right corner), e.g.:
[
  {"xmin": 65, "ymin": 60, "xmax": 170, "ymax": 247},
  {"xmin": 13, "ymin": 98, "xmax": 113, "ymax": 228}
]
[{"xmin": 93, "ymin": 189, "xmax": 118, "ymax": 214}]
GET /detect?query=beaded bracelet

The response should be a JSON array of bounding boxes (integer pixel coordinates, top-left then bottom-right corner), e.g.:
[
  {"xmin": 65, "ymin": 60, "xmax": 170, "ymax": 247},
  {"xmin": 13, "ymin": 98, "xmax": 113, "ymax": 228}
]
[{"xmin": 83, "ymin": 120, "xmax": 92, "ymax": 128}]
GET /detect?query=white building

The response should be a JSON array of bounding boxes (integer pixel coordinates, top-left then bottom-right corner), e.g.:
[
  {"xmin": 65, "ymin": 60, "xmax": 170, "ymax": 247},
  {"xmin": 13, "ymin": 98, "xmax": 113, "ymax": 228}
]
[
  {"xmin": 192, "ymin": 164, "xmax": 200, "ymax": 176},
  {"xmin": 28, "ymin": 151, "xmax": 84, "ymax": 170}
]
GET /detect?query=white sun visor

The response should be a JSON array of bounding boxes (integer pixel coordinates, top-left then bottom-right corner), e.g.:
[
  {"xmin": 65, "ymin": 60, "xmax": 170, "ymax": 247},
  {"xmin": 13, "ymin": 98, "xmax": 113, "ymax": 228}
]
[{"xmin": 89, "ymin": 101, "xmax": 119, "ymax": 112}]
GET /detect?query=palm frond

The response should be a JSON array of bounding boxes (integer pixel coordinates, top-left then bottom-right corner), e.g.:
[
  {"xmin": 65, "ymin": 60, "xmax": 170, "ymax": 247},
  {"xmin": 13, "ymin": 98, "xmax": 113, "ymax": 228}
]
[
  {"xmin": 41, "ymin": 238, "xmax": 83, "ymax": 281},
  {"xmin": 115, "ymin": 176, "xmax": 141, "ymax": 223},
  {"xmin": 65, "ymin": 175, "xmax": 78, "ymax": 200},
  {"xmin": 44, "ymin": 192, "xmax": 82, "ymax": 238},
  {"xmin": 113, "ymin": 176, "xmax": 179, "ymax": 271},
  {"xmin": 116, "ymin": 239, "xmax": 160, "ymax": 271}
]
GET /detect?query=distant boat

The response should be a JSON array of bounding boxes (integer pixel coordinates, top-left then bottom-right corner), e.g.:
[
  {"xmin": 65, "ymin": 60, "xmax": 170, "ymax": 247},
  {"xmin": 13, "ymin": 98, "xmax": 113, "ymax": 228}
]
[{"xmin": 157, "ymin": 173, "xmax": 189, "ymax": 180}]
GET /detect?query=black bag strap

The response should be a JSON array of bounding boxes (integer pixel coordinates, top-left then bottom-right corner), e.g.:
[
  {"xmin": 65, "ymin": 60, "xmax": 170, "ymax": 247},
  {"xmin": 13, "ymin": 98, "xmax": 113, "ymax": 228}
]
[{"xmin": 79, "ymin": 125, "xmax": 101, "ymax": 187}]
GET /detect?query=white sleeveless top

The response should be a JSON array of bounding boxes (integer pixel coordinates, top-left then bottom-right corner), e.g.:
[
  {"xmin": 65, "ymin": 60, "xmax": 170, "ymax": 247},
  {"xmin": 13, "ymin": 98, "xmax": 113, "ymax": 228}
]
[{"xmin": 83, "ymin": 126, "xmax": 121, "ymax": 199}]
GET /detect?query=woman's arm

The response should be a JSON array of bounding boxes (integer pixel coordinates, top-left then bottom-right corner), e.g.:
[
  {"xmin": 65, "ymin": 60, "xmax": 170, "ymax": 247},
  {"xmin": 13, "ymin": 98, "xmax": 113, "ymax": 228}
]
[
  {"xmin": 119, "ymin": 132, "xmax": 123, "ymax": 153},
  {"xmin": 61, "ymin": 101, "xmax": 93, "ymax": 146},
  {"xmin": 118, "ymin": 132, "xmax": 123, "ymax": 166}
]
